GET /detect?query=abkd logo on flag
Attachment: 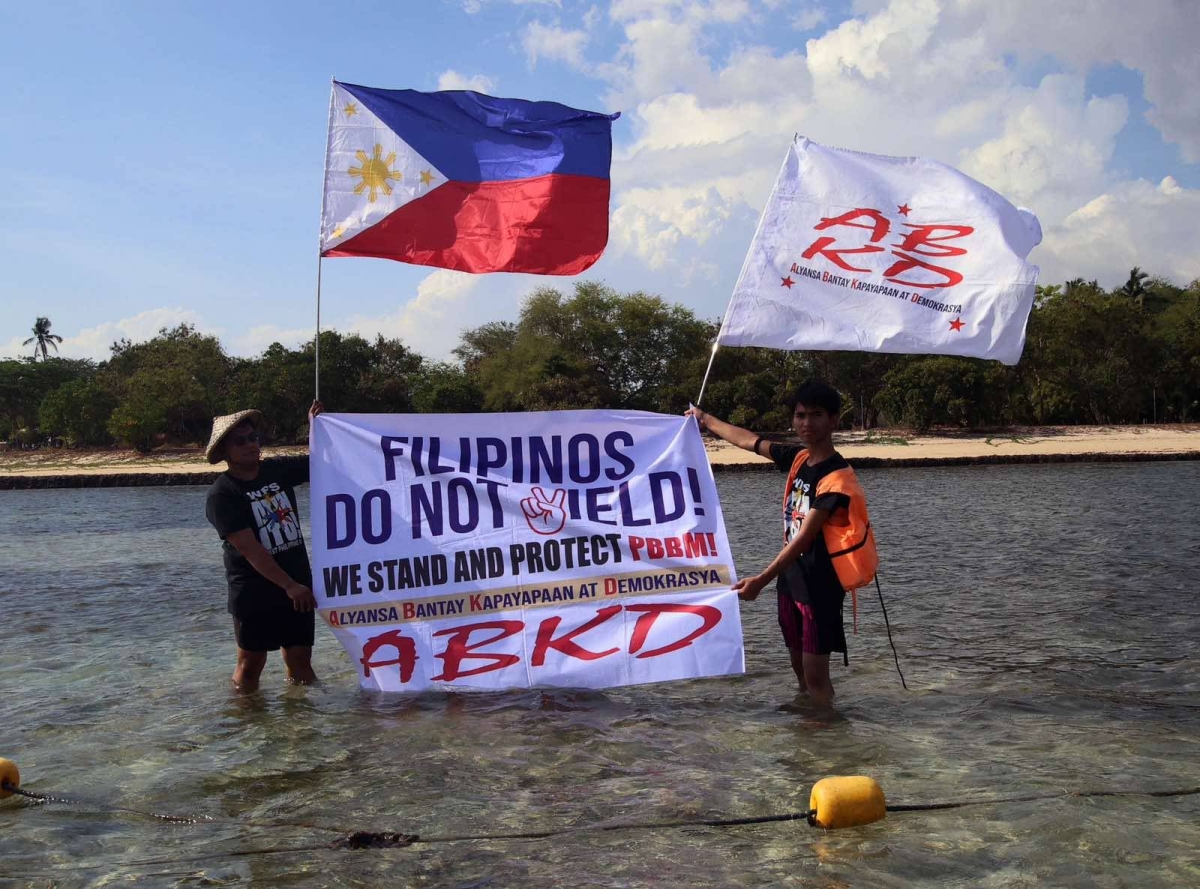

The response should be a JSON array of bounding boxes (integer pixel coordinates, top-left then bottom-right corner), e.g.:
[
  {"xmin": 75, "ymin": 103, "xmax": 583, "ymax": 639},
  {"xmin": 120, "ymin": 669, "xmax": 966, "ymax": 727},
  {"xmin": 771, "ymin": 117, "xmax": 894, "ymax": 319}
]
[
  {"xmin": 719, "ymin": 137, "xmax": 1043, "ymax": 365},
  {"xmin": 320, "ymin": 82, "xmax": 619, "ymax": 276}
]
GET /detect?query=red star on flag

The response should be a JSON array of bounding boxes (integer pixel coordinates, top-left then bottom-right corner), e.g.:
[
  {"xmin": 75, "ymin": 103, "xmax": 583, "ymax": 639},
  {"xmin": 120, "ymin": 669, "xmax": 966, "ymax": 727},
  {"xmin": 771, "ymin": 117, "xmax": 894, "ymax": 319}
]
[
  {"xmin": 897, "ymin": 203, "xmax": 911, "ymax": 216},
  {"xmin": 781, "ymin": 276, "xmax": 795, "ymax": 288},
  {"xmin": 949, "ymin": 317, "xmax": 965, "ymax": 331}
]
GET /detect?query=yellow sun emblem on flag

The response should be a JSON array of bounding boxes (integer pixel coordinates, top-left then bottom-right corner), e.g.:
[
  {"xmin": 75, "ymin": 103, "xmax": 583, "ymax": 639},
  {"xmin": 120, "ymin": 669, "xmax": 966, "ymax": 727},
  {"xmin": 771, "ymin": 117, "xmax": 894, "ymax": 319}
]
[{"xmin": 349, "ymin": 144, "xmax": 402, "ymax": 203}]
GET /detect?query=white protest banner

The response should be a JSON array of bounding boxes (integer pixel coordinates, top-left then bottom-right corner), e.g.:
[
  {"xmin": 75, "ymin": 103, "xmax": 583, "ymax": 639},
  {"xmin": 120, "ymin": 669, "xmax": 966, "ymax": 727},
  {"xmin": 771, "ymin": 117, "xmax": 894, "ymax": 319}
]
[
  {"xmin": 309, "ymin": 410, "xmax": 744, "ymax": 692},
  {"xmin": 718, "ymin": 137, "xmax": 1043, "ymax": 365}
]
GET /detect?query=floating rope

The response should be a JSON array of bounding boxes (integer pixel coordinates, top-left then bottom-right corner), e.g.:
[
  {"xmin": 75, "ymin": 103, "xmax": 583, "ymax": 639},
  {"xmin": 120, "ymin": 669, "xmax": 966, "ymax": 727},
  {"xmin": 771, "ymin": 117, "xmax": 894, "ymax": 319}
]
[
  {"xmin": 886, "ymin": 786, "xmax": 1200, "ymax": 813},
  {"xmin": 4, "ymin": 776, "xmax": 1198, "ymax": 857},
  {"xmin": 1, "ymin": 780, "xmax": 212, "ymax": 825}
]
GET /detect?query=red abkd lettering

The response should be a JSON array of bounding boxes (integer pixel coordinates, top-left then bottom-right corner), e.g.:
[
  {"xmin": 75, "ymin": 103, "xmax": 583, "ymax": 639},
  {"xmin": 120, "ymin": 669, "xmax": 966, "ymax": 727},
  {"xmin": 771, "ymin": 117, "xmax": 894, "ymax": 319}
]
[
  {"xmin": 802, "ymin": 211, "xmax": 975, "ymax": 289},
  {"xmin": 433, "ymin": 620, "xmax": 523, "ymax": 681},
  {"xmin": 802, "ymin": 209, "xmax": 889, "ymax": 273},
  {"xmin": 626, "ymin": 603, "xmax": 722, "ymax": 658},
  {"xmin": 882, "ymin": 224, "xmax": 974, "ymax": 288},
  {"xmin": 357, "ymin": 603, "xmax": 725, "ymax": 685},
  {"xmin": 360, "ymin": 629, "xmax": 417, "ymax": 681},
  {"xmin": 531, "ymin": 605, "xmax": 622, "ymax": 666}
]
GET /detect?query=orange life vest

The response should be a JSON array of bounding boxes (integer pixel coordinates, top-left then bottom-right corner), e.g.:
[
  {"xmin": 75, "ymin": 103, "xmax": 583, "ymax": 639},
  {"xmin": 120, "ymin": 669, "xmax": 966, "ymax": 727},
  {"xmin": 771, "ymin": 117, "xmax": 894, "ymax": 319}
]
[{"xmin": 783, "ymin": 450, "xmax": 879, "ymax": 629}]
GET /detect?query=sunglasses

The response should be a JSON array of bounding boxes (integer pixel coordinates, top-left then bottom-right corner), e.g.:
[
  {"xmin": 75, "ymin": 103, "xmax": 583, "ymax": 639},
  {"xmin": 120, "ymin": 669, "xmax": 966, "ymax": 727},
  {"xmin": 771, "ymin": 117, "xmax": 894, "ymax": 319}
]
[{"xmin": 228, "ymin": 432, "xmax": 260, "ymax": 447}]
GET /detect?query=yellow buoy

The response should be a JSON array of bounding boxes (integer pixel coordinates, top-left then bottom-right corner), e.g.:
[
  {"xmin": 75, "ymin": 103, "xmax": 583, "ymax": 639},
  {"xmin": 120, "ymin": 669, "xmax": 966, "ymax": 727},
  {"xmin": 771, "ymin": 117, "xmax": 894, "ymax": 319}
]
[
  {"xmin": 0, "ymin": 758, "xmax": 19, "ymax": 799},
  {"xmin": 809, "ymin": 776, "xmax": 886, "ymax": 829}
]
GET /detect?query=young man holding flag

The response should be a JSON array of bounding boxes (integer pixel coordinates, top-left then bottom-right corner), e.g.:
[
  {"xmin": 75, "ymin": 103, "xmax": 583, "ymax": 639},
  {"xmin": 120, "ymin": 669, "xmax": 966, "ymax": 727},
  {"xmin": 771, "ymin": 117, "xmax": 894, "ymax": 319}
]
[{"xmin": 689, "ymin": 381, "xmax": 876, "ymax": 707}]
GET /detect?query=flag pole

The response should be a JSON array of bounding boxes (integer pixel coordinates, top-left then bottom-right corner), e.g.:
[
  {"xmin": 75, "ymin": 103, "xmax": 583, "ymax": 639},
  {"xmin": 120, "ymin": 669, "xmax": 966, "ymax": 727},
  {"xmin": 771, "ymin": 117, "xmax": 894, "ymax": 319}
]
[
  {"xmin": 314, "ymin": 255, "xmax": 323, "ymax": 401},
  {"xmin": 315, "ymin": 79, "xmax": 337, "ymax": 403},
  {"xmin": 695, "ymin": 342, "xmax": 719, "ymax": 408},
  {"xmin": 696, "ymin": 136, "xmax": 798, "ymax": 408}
]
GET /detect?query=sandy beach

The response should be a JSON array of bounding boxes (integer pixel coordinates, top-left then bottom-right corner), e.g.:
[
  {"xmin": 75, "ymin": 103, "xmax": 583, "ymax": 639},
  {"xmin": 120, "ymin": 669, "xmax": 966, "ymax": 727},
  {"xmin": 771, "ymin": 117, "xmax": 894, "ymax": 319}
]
[
  {"xmin": 1, "ymin": 425, "xmax": 1198, "ymax": 487},
  {"xmin": 706, "ymin": 424, "xmax": 1200, "ymax": 466}
]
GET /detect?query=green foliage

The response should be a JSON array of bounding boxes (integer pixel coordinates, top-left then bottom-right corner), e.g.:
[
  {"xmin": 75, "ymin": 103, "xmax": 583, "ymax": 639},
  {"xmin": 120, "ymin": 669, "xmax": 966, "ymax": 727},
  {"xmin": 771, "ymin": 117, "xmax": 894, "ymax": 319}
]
[
  {"xmin": 699, "ymin": 347, "xmax": 795, "ymax": 432},
  {"xmin": 458, "ymin": 282, "xmax": 713, "ymax": 413},
  {"xmin": 1156, "ymin": 280, "xmax": 1200, "ymax": 421},
  {"xmin": 228, "ymin": 331, "xmax": 425, "ymax": 442},
  {"xmin": 0, "ymin": 357, "xmax": 94, "ymax": 440},
  {"xmin": 106, "ymin": 382, "xmax": 171, "ymax": 452},
  {"xmin": 6, "ymin": 271, "xmax": 1197, "ymax": 450},
  {"xmin": 22, "ymin": 316, "xmax": 64, "ymax": 361},
  {"xmin": 1020, "ymin": 288, "xmax": 1156, "ymax": 423},
  {"xmin": 1120, "ymin": 266, "xmax": 1149, "ymax": 307},
  {"xmin": 101, "ymin": 324, "xmax": 231, "ymax": 443},
  {"xmin": 38, "ymin": 379, "xmax": 117, "ymax": 445},
  {"xmin": 875, "ymin": 356, "xmax": 992, "ymax": 431},
  {"xmin": 226, "ymin": 344, "xmax": 313, "ymax": 444},
  {"xmin": 412, "ymin": 362, "xmax": 484, "ymax": 414}
]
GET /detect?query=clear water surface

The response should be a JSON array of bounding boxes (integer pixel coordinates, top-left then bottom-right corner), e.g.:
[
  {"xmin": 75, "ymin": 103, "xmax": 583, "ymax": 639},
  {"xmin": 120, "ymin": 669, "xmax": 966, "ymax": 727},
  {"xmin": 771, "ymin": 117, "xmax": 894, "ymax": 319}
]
[{"xmin": 1, "ymin": 463, "xmax": 1198, "ymax": 887}]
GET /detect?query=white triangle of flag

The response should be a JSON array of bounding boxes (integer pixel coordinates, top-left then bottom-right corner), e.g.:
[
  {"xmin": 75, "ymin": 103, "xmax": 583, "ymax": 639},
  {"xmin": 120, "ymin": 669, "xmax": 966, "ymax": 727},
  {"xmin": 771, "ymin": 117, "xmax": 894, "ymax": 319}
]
[{"xmin": 320, "ymin": 83, "xmax": 447, "ymax": 252}]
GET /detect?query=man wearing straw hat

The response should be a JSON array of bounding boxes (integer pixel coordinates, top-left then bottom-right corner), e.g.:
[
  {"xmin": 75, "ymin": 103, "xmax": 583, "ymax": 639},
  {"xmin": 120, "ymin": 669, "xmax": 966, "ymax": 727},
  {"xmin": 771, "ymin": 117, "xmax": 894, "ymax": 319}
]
[{"xmin": 204, "ymin": 402, "xmax": 323, "ymax": 692}]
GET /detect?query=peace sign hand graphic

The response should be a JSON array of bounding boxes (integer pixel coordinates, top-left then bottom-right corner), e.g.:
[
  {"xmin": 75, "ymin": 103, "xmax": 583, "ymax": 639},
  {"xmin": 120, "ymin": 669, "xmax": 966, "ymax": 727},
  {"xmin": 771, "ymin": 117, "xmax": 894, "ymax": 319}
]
[{"xmin": 521, "ymin": 487, "xmax": 568, "ymax": 535}]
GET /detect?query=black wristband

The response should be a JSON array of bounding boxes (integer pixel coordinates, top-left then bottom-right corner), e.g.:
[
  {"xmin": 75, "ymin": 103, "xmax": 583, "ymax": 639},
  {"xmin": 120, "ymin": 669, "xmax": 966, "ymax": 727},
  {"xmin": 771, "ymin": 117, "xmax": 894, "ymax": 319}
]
[{"xmin": 753, "ymin": 436, "xmax": 765, "ymax": 455}]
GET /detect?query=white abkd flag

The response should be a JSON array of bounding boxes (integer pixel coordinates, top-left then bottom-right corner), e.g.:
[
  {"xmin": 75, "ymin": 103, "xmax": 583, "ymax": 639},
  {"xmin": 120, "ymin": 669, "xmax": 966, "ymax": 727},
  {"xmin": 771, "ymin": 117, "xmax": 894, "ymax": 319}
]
[{"xmin": 719, "ymin": 137, "xmax": 1042, "ymax": 365}]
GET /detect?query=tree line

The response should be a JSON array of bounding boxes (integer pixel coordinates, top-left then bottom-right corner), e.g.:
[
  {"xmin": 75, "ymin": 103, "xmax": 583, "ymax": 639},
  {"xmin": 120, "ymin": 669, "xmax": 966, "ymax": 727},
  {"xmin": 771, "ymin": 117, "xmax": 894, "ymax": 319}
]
[{"xmin": 3, "ymin": 272, "xmax": 1199, "ymax": 451}]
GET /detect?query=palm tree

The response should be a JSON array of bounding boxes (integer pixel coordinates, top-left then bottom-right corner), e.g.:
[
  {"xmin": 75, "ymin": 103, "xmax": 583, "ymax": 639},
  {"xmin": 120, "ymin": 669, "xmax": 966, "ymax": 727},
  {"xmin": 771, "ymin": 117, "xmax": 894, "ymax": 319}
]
[
  {"xmin": 22, "ymin": 317, "xmax": 63, "ymax": 360},
  {"xmin": 1121, "ymin": 267, "xmax": 1149, "ymax": 308}
]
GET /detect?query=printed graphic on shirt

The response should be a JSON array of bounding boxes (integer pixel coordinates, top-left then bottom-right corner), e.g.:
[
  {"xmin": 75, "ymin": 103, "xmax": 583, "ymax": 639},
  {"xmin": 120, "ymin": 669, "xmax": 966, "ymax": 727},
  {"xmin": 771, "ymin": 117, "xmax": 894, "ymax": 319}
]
[
  {"xmin": 247, "ymin": 482, "xmax": 304, "ymax": 555},
  {"xmin": 784, "ymin": 476, "xmax": 811, "ymax": 542}
]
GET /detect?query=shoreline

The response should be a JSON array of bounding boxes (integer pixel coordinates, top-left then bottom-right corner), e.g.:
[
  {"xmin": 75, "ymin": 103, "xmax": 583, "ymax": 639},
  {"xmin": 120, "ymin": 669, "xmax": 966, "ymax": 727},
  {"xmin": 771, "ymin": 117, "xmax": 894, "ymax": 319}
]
[{"xmin": 2, "ymin": 425, "xmax": 1198, "ymax": 490}]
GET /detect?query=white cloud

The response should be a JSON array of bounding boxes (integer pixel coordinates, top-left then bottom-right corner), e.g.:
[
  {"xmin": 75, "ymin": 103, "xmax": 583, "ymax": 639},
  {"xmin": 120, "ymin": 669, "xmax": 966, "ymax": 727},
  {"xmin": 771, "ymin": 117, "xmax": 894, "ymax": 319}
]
[
  {"xmin": 792, "ymin": 5, "xmax": 826, "ymax": 31},
  {"xmin": 230, "ymin": 324, "xmax": 315, "ymax": 357},
  {"xmin": 1038, "ymin": 177, "xmax": 1200, "ymax": 287},
  {"xmin": 957, "ymin": 74, "xmax": 1128, "ymax": 221},
  {"xmin": 602, "ymin": 4, "xmax": 715, "ymax": 106},
  {"xmin": 28, "ymin": 0, "xmax": 1196, "ymax": 361},
  {"xmin": 521, "ymin": 22, "xmax": 590, "ymax": 69},
  {"xmin": 594, "ymin": 0, "xmax": 1199, "ymax": 288},
  {"xmin": 337, "ymin": 270, "xmax": 485, "ymax": 361},
  {"xmin": 611, "ymin": 185, "xmax": 731, "ymax": 268},
  {"xmin": 2, "ymin": 307, "xmax": 217, "ymax": 362},
  {"xmin": 0, "ymin": 278, "xmax": 511, "ymax": 364},
  {"xmin": 958, "ymin": 0, "xmax": 1200, "ymax": 163},
  {"xmin": 436, "ymin": 70, "xmax": 498, "ymax": 93}
]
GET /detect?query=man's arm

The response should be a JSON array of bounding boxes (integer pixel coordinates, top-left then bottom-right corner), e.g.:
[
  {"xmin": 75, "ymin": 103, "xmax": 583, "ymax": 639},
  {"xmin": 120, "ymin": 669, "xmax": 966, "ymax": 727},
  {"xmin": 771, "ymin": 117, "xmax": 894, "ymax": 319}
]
[
  {"xmin": 225, "ymin": 529, "xmax": 317, "ymax": 612},
  {"xmin": 732, "ymin": 507, "xmax": 831, "ymax": 601},
  {"xmin": 685, "ymin": 407, "xmax": 768, "ymax": 457}
]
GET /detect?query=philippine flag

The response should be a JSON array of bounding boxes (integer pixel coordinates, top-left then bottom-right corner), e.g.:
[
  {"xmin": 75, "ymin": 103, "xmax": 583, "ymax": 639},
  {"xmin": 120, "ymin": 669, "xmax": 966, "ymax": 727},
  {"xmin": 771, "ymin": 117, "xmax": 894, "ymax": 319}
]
[{"xmin": 320, "ymin": 81, "xmax": 619, "ymax": 276}]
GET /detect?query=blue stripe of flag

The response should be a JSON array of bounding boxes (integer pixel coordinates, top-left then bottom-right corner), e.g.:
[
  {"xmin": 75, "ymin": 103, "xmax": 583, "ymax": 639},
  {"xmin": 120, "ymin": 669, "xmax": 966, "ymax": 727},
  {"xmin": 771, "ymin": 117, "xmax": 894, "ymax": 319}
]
[{"xmin": 338, "ymin": 82, "xmax": 618, "ymax": 183}]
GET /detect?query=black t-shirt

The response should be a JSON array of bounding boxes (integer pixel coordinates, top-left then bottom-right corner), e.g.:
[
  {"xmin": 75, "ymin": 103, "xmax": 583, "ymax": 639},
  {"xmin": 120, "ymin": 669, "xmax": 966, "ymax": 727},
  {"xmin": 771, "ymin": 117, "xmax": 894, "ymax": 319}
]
[
  {"xmin": 205, "ymin": 460, "xmax": 312, "ymax": 618},
  {"xmin": 768, "ymin": 443, "xmax": 851, "ymax": 607}
]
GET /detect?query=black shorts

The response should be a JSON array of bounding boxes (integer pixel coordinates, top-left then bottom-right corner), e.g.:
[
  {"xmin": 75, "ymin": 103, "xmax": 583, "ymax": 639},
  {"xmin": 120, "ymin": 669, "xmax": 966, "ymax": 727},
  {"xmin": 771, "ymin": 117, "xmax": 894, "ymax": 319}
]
[{"xmin": 233, "ymin": 607, "xmax": 315, "ymax": 652}]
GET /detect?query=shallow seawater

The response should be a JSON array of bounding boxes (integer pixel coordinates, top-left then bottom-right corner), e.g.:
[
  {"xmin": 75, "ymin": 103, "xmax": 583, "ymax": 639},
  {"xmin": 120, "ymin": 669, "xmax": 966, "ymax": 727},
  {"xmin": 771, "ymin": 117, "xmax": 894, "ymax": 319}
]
[{"xmin": 1, "ymin": 463, "xmax": 1198, "ymax": 887}]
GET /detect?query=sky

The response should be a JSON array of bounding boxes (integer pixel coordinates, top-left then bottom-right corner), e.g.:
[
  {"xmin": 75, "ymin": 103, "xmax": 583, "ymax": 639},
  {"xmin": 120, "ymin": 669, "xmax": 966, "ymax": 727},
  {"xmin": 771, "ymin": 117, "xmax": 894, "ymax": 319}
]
[{"xmin": 2, "ymin": 0, "xmax": 1198, "ymax": 364}]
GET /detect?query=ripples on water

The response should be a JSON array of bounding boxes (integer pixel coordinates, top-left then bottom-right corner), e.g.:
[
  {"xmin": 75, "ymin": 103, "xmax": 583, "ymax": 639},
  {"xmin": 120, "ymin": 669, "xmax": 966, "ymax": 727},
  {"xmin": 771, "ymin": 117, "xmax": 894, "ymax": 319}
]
[{"xmin": 1, "ymin": 464, "xmax": 1198, "ymax": 887}]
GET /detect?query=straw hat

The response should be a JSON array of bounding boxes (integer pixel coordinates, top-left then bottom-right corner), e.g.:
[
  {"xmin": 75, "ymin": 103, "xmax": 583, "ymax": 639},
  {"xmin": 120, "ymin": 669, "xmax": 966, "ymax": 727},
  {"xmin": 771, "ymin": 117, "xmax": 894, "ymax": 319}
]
[{"xmin": 205, "ymin": 409, "xmax": 263, "ymax": 464}]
